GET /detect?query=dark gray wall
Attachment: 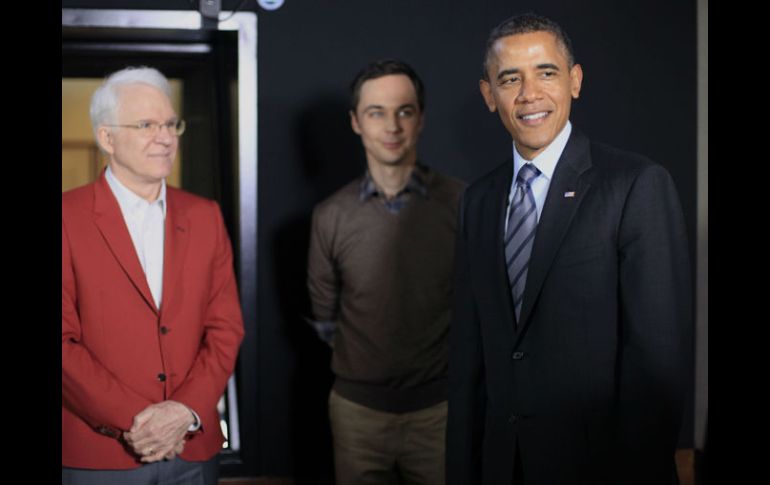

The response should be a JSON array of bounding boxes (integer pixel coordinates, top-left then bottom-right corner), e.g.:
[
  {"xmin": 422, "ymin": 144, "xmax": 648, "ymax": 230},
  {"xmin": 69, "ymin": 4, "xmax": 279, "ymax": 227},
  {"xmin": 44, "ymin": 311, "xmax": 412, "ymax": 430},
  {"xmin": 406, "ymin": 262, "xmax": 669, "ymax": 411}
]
[{"xmin": 62, "ymin": 1, "xmax": 697, "ymax": 480}]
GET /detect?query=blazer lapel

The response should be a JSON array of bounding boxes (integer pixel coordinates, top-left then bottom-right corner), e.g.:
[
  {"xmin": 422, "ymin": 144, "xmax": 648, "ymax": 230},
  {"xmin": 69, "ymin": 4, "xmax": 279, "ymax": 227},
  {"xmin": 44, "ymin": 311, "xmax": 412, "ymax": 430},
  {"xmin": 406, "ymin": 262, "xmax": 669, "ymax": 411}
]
[
  {"xmin": 477, "ymin": 161, "xmax": 519, "ymax": 341},
  {"xmin": 160, "ymin": 189, "xmax": 190, "ymax": 316},
  {"xmin": 92, "ymin": 172, "xmax": 158, "ymax": 314},
  {"xmin": 515, "ymin": 129, "xmax": 594, "ymax": 337}
]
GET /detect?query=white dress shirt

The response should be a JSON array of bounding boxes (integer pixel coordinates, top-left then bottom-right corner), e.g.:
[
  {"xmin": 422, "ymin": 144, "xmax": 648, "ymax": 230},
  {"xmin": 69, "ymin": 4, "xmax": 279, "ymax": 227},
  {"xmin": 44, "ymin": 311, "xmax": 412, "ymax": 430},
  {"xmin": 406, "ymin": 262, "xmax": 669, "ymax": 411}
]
[
  {"xmin": 504, "ymin": 121, "xmax": 573, "ymax": 234},
  {"xmin": 105, "ymin": 166, "xmax": 166, "ymax": 308}
]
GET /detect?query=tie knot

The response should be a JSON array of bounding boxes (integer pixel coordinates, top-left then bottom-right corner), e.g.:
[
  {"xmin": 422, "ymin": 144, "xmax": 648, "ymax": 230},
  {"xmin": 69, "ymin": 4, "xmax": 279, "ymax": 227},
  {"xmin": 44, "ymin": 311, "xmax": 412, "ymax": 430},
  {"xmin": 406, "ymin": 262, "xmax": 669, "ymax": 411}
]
[{"xmin": 517, "ymin": 164, "xmax": 541, "ymax": 186}]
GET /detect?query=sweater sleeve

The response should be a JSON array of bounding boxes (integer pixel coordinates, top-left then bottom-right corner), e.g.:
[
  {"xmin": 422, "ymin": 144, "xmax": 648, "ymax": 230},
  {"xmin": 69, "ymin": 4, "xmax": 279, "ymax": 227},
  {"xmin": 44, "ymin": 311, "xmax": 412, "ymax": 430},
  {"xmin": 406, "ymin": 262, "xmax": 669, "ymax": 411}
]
[{"xmin": 307, "ymin": 205, "xmax": 341, "ymax": 324}]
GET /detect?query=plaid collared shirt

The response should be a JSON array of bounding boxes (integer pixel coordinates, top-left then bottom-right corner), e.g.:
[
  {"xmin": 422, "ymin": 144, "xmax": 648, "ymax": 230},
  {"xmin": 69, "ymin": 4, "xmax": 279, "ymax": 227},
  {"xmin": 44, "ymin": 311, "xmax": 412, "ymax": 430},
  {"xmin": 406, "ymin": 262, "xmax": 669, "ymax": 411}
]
[{"xmin": 358, "ymin": 164, "xmax": 429, "ymax": 214}]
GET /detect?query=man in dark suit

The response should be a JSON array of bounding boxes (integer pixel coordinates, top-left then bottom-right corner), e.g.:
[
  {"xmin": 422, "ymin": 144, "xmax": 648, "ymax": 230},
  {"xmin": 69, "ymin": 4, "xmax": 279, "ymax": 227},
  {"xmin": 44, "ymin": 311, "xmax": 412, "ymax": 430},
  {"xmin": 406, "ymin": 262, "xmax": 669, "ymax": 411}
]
[{"xmin": 446, "ymin": 13, "xmax": 692, "ymax": 485}]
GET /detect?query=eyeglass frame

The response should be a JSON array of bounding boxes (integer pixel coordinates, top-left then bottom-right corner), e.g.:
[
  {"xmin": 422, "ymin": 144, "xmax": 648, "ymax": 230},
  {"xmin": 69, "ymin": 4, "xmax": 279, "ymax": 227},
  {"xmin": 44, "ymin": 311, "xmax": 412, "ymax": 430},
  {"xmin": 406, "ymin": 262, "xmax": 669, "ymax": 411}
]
[{"xmin": 102, "ymin": 119, "xmax": 186, "ymax": 137}]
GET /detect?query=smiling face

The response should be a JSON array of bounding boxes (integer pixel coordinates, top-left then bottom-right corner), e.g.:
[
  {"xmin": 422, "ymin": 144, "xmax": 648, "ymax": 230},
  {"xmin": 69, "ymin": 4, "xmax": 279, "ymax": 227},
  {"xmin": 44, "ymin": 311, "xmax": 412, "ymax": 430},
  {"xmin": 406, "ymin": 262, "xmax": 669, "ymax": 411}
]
[
  {"xmin": 350, "ymin": 74, "xmax": 424, "ymax": 168},
  {"xmin": 480, "ymin": 31, "xmax": 583, "ymax": 160},
  {"xmin": 97, "ymin": 83, "xmax": 179, "ymax": 194}
]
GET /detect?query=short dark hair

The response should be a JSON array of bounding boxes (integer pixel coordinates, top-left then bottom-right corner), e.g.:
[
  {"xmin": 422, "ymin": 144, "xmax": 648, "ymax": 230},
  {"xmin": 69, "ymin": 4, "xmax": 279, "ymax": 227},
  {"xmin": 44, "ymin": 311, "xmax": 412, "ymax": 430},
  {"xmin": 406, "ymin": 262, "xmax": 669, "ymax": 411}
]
[
  {"xmin": 349, "ymin": 59, "xmax": 425, "ymax": 113},
  {"xmin": 482, "ymin": 13, "xmax": 576, "ymax": 80}
]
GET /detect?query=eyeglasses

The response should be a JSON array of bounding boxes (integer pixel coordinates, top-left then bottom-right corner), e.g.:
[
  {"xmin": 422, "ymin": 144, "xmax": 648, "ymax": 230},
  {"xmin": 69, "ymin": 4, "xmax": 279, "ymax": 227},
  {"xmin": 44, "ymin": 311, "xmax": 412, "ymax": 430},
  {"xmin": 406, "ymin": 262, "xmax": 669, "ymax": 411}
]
[{"xmin": 104, "ymin": 119, "xmax": 186, "ymax": 137}]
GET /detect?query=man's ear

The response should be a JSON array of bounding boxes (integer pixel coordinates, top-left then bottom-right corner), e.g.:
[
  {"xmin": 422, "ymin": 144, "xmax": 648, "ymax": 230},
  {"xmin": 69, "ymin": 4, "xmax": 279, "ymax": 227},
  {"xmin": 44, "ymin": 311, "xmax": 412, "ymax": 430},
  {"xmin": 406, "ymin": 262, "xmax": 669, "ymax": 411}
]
[
  {"xmin": 350, "ymin": 110, "xmax": 362, "ymax": 135},
  {"xmin": 570, "ymin": 63, "xmax": 584, "ymax": 99},
  {"xmin": 96, "ymin": 126, "xmax": 115, "ymax": 156},
  {"xmin": 479, "ymin": 80, "xmax": 497, "ymax": 113}
]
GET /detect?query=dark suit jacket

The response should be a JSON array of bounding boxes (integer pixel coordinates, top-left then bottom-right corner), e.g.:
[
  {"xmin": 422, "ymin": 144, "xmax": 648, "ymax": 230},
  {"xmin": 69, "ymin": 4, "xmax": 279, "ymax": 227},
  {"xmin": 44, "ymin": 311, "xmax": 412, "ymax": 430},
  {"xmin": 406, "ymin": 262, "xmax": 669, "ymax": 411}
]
[
  {"xmin": 447, "ymin": 128, "xmax": 691, "ymax": 484},
  {"xmin": 62, "ymin": 172, "xmax": 245, "ymax": 469}
]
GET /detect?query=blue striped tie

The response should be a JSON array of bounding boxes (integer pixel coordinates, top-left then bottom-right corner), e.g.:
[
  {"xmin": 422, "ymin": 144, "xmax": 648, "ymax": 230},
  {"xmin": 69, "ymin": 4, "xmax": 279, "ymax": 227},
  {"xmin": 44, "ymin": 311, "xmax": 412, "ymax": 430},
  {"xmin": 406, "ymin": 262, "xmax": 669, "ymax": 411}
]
[{"xmin": 505, "ymin": 164, "xmax": 540, "ymax": 322}]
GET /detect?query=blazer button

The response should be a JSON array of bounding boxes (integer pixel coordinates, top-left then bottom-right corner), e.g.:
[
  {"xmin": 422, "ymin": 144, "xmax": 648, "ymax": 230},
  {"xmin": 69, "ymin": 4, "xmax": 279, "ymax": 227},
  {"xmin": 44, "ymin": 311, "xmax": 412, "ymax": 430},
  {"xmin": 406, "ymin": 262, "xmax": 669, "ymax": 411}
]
[
  {"xmin": 512, "ymin": 351, "xmax": 525, "ymax": 360},
  {"xmin": 160, "ymin": 326, "xmax": 169, "ymax": 335},
  {"xmin": 157, "ymin": 373, "xmax": 167, "ymax": 382}
]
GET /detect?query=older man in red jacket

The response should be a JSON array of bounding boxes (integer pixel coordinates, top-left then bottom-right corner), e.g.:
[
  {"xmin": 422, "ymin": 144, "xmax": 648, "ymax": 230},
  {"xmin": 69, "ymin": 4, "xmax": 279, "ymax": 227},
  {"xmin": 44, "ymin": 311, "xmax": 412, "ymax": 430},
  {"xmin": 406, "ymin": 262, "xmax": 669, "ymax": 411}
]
[{"xmin": 62, "ymin": 66, "xmax": 244, "ymax": 484}]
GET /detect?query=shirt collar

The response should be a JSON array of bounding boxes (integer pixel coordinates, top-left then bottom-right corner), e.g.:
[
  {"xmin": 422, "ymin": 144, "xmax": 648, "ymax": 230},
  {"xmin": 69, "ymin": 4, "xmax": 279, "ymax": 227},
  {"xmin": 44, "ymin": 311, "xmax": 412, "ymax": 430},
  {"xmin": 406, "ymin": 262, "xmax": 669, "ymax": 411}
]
[
  {"xmin": 105, "ymin": 166, "xmax": 167, "ymax": 218},
  {"xmin": 359, "ymin": 163, "xmax": 429, "ymax": 202},
  {"xmin": 513, "ymin": 120, "xmax": 572, "ymax": 183}
]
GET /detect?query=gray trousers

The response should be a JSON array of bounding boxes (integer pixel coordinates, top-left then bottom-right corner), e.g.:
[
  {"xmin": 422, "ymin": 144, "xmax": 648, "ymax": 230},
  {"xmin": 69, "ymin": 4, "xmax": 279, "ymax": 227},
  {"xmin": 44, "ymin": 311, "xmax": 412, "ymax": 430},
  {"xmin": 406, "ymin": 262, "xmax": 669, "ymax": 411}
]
[{"xmin": 61, "ymin": 456, "xmax": 218, "ymax": 485}]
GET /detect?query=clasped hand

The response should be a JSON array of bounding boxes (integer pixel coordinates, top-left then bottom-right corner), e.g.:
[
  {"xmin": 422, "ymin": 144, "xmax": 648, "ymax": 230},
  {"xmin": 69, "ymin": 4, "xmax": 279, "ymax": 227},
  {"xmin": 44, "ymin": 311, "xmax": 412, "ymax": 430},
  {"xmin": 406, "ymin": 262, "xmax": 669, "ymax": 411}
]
[{"xmin": 123, "ymin": 400, "xmax": 195, "ymax": 463}]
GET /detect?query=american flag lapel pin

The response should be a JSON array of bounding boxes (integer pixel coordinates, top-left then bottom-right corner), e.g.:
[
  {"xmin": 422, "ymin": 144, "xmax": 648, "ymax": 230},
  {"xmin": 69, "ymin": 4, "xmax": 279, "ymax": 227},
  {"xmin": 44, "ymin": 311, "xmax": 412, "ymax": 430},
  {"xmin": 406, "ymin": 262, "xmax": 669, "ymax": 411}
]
[{"xmin": 564, "ymin": 191, "xmax": 576, "ymax": 198}]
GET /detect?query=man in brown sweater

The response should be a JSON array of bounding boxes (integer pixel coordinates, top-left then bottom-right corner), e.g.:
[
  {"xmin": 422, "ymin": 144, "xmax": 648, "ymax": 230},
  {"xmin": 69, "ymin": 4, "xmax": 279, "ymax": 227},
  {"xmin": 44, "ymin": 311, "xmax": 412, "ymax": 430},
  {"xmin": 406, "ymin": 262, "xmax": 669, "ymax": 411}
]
[{"xmin": 306, "ymin": 59, "xmax": 464, "ymax": 485}]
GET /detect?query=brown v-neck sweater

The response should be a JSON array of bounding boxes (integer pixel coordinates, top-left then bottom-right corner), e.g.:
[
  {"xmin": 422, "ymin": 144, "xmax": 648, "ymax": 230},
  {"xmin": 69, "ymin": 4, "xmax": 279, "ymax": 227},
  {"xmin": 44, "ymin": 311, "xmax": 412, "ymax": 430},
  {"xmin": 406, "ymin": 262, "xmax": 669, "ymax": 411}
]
[{"xmin": 307, "ymin": 166, "xmax": 465, "ymax": 413}]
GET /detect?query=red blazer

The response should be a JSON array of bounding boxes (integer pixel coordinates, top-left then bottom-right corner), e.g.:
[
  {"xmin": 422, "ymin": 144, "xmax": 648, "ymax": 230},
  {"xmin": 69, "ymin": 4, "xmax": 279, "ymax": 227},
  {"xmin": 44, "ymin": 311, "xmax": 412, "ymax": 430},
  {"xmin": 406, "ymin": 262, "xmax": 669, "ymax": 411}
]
[{"xmin": 62, "ymin": 172, "xmax": 245, "ymax": 469}]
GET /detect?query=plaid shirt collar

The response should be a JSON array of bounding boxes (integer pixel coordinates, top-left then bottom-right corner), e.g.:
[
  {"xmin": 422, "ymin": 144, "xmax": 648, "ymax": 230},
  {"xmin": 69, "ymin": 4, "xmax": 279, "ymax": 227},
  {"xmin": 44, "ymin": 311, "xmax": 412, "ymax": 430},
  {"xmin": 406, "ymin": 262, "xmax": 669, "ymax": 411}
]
[{"xmin": 359, "ymin": 163, "xmax": 429, "ymax": 203}]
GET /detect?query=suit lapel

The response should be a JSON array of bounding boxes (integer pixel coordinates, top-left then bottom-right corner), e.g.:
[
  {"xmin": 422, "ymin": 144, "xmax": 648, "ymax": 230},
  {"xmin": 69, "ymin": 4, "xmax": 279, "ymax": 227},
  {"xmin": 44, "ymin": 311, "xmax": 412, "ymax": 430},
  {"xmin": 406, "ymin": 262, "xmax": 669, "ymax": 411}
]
[
  {"xmin": 478, "ymin": 161, "xmax": 519, "ymax": 341},
  {"xmin": 92, "ymin": 173, "xmax": 158, "ymax": 314},
  {"xmin": 515, "ymin": 130, "xmax": 594, "ymax": 338},
  {"xmin": 160, "ymin": 189, "xmax": 190, "ymax": 316}
]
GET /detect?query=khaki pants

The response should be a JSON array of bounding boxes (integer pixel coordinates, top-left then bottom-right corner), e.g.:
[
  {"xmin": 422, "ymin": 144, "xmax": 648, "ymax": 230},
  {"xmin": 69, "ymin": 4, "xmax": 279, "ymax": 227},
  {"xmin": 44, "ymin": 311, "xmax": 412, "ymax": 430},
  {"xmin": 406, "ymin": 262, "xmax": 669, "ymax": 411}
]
[{"xmin": 328, "ymin": 389, "xmax": 447, "ymax": 485}]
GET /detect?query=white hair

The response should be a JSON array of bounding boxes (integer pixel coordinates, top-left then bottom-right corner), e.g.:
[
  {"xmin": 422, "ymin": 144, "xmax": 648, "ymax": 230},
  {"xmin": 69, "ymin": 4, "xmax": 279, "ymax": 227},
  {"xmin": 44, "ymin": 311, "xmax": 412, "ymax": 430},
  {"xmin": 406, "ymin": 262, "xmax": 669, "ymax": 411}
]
[{"xmin": 89, "ymin": 66, "xmax": 171, "ymax": 138}]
